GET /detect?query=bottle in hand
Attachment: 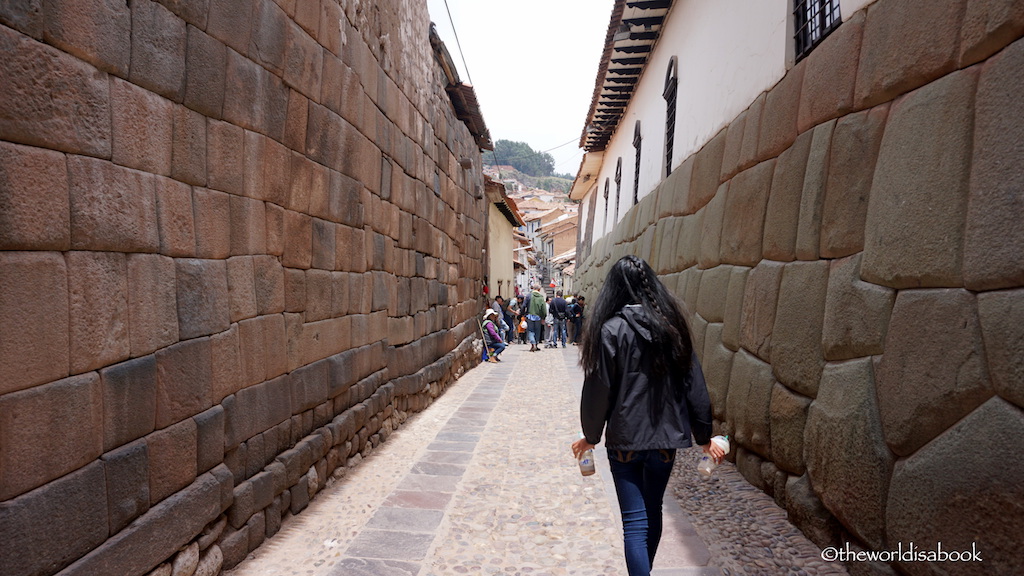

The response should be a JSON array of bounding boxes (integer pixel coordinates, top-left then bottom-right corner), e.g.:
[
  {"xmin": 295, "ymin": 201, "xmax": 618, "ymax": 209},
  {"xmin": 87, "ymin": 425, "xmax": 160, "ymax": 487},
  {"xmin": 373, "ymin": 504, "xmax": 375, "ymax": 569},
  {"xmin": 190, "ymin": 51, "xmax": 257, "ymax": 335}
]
[{"xmin": 697, "ymin": 435, "xmax": 730, "ymax": 477}]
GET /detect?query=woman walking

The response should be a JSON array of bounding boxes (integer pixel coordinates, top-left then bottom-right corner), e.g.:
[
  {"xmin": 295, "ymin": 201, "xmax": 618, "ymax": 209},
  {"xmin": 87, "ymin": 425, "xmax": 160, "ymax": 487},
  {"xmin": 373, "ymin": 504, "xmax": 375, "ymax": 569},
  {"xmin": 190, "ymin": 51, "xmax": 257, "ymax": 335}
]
[{"xmin": 571, "ymin": 255, "xmax": 723, "ymax": 576}]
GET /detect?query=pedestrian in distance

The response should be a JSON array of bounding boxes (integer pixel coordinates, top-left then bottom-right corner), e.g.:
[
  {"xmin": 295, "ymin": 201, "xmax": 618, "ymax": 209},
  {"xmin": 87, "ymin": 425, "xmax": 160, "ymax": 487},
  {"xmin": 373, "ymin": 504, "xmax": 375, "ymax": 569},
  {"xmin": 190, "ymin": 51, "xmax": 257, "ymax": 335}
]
[
  {"xmin": 524, "ymin": 283, "xmax": 548, "ymax": 352},
  {"xmin": 550, "ymin": 290, "xmax": 569, "ymax": 348},
  {"xmin": 481, "ymin": 309, "xmax": 506, "ymax": 362},
  {"xmin": 567, "ymin": 295, "xmax": 585, "ymax": 345},
  {"xmin": 571, "ymin": 255, "xmax": 724, "ymax": 576}
]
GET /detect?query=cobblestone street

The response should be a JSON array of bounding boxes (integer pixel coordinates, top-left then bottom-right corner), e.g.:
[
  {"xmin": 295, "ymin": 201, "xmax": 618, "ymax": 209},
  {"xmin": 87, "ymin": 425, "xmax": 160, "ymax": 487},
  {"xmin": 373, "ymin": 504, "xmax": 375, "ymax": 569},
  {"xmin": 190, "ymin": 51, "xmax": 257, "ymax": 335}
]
[{"xmin": 226, "ymin": 343, "xmax": 848, "ymax": 576}]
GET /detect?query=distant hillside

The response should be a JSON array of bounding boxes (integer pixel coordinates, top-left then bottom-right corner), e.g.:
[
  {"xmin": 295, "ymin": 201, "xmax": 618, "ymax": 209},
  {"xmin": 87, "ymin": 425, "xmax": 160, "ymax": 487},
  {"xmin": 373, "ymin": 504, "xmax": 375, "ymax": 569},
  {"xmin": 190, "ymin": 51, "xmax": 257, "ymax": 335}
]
[
  {"xmin": 485, "ymin": 164, "xmax": 573, "ymax": 194},
  {"xmin": 485, "ymin": 139, "xmax": 573, "ymax": 193}
]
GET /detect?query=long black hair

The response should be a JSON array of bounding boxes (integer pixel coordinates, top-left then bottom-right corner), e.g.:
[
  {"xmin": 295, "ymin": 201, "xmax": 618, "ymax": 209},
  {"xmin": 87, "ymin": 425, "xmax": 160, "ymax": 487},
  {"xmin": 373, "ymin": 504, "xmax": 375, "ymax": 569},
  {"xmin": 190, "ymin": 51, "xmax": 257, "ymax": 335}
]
[{"xmin": 580, "ymin": 255, "xmax": 693, "ymax": 381}]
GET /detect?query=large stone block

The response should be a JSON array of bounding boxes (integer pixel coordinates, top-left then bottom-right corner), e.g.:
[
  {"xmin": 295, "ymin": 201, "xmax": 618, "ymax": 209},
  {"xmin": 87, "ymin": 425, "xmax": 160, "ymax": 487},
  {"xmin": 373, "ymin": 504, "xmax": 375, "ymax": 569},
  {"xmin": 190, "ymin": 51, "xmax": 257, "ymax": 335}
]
[
  {"xmin": 284, "ymin": 18, "xmax": 323, "ymax": 98},
  {"xmin": 820, "ymin": 105, "xmax": 889, "ymax": 259},
  {"xmin": 769, "ymin": 383, "xmax": 811, "ymax": 475},
  {"xmin": 877, "ymin": 290, "xmax": 992, "ymax": 456},
  {"xmin": 725, "ymin": 349, "xmax": 773, "ymax": 458},
  {"xmin": 763, "ymin": 130, "xmax": 813, "ymax": 262},
  {"xmin": 226, "ymin": 256, "xmax": 258, "ymax": 322},
  {"xmin": 771, "ymin": 260, "xmax": 828, "ymax": 397},
  {"xmin": 147, "ymin": 417, "xmax": 198, "ymax": 504},
  {"xmin": 248, "ymin": 0, "xmax": 287, "ymax": 74},
  {"xmin": 111, "ymin": 77, "xmax": 174, "ymax": 176},
  {"xmin": 69, "ymin": 156, "xmax": 160, "ymax": 252},
  {"xmin": 794, "ymin": 120, "xmax": 835, "ymax": 261},
  {"xmin": 312, "ymin": 218, "xmax": 337, "ymax": 271},
  {"xmin": 696, "ymin": 183, "xmax": 726, "ymax": 269},
  {"xmin": 701, "ymin": 323, "xmax": 733, "ymax": 421},
  {"xmin": 0, "ymin": 141, "xmax": 69, "ymax": 250},
  {"xmin": 206, "ymin": 120, "xmax": 244, "ymax": 195},
  {"xmin": 101, "ymin": 355, "xmax": 158, "ymax": 451},
  {"xmin": 696, "ymin": 265, "xmax": 731, "ymax": 323},
  {"xmin": 41, "ymin": 0, "xmax": 130, "ymax": 74},
  {"xmin": 207, "ymin": 0, "xmax": 253, "ymax": 57},
  {"xmin": 740, "ymin": 260, "xmax": 784, "ymax": 362},
  {"xmin": 0, "ymin": 251, "xmax": 69, "ymax": 395},
  {"xmin": 306, "ymin": 269, "xmax": 333, "ymax": 322},
  {"xmin": 192, "ymin": 187, "xmax": 232, "ymax": 259},
  {"xmin": 797, "ymin": 11, "xmax": 864, "ymax": 133},
  {"xmin": 155, "ymin": 176, "xmax": 195, "ymax": 257},
  {"xmin": 805, "ymin": 358, "xmax": 892, "ymax": 550},
  {"xmin": 862, "ymin": 69, "xmax": 977, "ymax": 288},
  {"xmin": 155, "ymin": 337, "xmax": 213, "ymax": 429},
  {"xmin": 978, "ymin": 289, "xmax": 1024, "ymax": 408},
  {"xmin": 886, "ymin": 398, "xmax": 1023, "ymax": 576},
  {"xmin": 184, "ymin": 25, "xmax": 226, "ymax": 119},
  {"xmin": 964, "ymin": 37, "xmax": 1024, "ymax": 290},
  {"xmin": 959, "ymin": 0, "xmax": 1024, "ymax": 66},
  {"xmin": 785, "ymin": 473, "xmax": 841, "ymax": 549},
  {"xmin": 253, "ymin": 255, "xmax": 286, "ymax": 314},
  {"xmin": 719, "ymin": 111, "xmax": 746, "ymax": 182},
  {"xmin": 738, "ymin": 93, "xmax": 765, "ymax": 172},
  {"xmin": 721, "ymin": 266, "xmax": 749, "ymax": 352},
  {"xmin": 656, "ymin": 157, "xmax": 692, "ymax": 218},
  {"xmin": 224, "ymin": 375, "xmax": 293, "ymax": 449},
  {"xmin": 671, "ymin": 213, "xmax": 701, "ymax": 273},
  {"xmin": 102, "ymin": 440, "xmax": 150, "ymax": 535},
  {"xmin": 0, "ymin": 462, "xmax": 108, "ymax": 576},
  {"xmin": 171, "ymin": 105, "xmax": 207, "ymax": 186},
  {"xmin": 758, "ymin": 62, "xmax": 804, "ymax": 160},
  {"xmin": 720, "ymin": 160, "xmax": 773, "ymax": 267},
  {"xmin": 210, "ymin": 325, "xmax": 242, "ymax": 404},
  {"xmin": 129, "ymin": 0, "xmax": 186, "ymax": 102},
  {"xmin": 855, "ymin": 0, "xmax": 967, "ymax": 108},
  {"xmin": 176, "ymin": 258, "xmax": 230, "ymax": 339},
  {"xmin": 56, "ymin": 472, "xmax": 222, "ymax": 576},
  {"xmin": 282, "ymin": 210, "xmax": 313, "ymax": 269},
  {"xmin": 127, "ymin": 253, "xmax": 179, "ymax": 357},
  {"xmin": 687, "ymin": 128, "xmax": 726, "ymax": 213},
  {"xmin": 822, "ymin": 254, "xmax": 894, "ymax": 361},
  {"xmin": 229, "ymin": 195, "xmax": 267, "ymax": 256},
  {"xmin": 68, "ymin": 251, "xmax": 130, "ymax": 373},
  {"xmin": 0, "ymin": 372, "xmax": 103, "ymax": 500}
]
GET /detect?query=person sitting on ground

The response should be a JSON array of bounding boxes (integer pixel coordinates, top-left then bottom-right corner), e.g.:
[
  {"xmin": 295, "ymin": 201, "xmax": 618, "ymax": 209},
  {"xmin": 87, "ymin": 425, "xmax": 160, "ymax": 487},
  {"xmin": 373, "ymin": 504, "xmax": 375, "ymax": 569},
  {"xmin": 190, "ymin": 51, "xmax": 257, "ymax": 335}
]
[{"xmin": 482, "ymin": 309, "xmax": 506, "ymax": 362}]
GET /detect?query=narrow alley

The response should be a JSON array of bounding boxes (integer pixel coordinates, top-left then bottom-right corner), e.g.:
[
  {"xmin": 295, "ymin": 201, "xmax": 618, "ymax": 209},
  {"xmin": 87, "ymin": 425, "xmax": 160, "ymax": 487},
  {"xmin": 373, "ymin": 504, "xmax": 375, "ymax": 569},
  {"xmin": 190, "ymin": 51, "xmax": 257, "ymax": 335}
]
[{"xmin": 225, "ymin": 344, "xmax": 845, "ymax": 576}]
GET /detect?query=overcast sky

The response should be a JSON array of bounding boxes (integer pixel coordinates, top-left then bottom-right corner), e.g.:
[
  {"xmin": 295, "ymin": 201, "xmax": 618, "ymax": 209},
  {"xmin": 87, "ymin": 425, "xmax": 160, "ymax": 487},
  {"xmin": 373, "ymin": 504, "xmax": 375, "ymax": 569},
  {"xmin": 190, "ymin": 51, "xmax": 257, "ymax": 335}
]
[{"xmin": 426, "ymin": 0, "xmax": 613, "ymax": 177}]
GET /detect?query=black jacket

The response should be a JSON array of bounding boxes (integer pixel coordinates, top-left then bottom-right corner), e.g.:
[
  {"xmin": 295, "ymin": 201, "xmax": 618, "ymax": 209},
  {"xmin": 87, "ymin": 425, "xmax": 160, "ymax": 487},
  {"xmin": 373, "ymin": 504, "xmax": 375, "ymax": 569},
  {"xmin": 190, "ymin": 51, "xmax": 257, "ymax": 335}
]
[{"xmin": 580, "ymin": 305, "xmax": 714, "ymax": 450}]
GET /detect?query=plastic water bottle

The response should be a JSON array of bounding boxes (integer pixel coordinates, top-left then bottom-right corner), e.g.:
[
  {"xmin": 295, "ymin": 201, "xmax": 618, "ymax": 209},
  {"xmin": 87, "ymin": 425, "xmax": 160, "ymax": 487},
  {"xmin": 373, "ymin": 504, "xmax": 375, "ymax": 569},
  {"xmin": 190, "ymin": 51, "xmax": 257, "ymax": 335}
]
[
  {"xmin": 697, "ymin": 435, "xmax": 730, "ymax": 477},
  {"xmin": 578, "ymin": 434, "xmax": 596, "ymax": 476}
]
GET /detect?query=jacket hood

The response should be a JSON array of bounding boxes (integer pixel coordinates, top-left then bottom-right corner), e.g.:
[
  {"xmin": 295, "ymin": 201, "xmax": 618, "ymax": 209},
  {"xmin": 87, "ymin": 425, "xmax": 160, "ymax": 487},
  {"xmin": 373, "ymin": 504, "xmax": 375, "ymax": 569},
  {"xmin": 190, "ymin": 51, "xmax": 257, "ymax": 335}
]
[{"xmin": 617, "ymin": 304, "xmax": 654, "ymax": 344}]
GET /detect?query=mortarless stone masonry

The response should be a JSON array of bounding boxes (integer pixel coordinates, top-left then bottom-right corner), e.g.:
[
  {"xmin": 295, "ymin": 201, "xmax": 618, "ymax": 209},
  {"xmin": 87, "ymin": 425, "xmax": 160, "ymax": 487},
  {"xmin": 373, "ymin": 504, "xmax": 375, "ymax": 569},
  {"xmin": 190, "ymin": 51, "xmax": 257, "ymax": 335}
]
[
  {"xmin": 0, "ymin": 1, "xmax": 491, "ymax": 575},
  {"xmin": 573, "ymin": 2, "xmax": 1024, "ymax": 574}
]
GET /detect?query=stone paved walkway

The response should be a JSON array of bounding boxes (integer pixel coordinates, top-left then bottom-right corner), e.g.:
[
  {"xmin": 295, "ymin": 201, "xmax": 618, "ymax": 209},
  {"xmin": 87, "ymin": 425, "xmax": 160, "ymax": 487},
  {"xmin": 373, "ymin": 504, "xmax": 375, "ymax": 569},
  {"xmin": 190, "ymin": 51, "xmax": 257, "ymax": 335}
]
[{"xmin": 226, "ymin": 343, "xmax": 847, "ymax": 576}]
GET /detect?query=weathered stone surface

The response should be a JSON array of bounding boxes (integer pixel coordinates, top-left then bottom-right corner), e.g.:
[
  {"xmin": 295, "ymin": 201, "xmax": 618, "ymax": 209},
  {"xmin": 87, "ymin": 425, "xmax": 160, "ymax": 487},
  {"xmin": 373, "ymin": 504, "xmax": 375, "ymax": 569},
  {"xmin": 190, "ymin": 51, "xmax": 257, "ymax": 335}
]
[
  {"xmin": 719, "ymin": 111, "xmax": 746, "ymax": 182},
  {"xmin": 855, "ymin": 0, "xmax": 967, "ymax": 108},
  {"xmin": 224, "ymin": 375, "xmax": 293, "ymax": 449},
  {"xmin": 156, "ymin": 337, "xmax": 213, "ymax": 429},
  {"xmin": 176, "ymin": 258, "xmax": 230, "ymax": 339},
  {"xmin": 657, "ymin": 157, "xmax": 692, "ymax": 218},
  {"xmin": 769, "ymin": 383, "xmax": 811, "ymax": 475},
  {"xmin": 734, "ymin": 447, "xmax": 766, "ymax": 491},
  {"xmin": 798, "ymin": 11, "xmax": 864, "ymax": 133},
  {"xmin": 739, "ymin": 260, "xmax": 784, "ymax": 362},
  {"xmin": 129, "ymin": 0, "xmax": 186, "ymax": 102},
  {"xmin": 171, "ymin": 105, "xmax": 207, "ymax": 186},
  {"xmin": 959, "ymin": 0, "xmax": 1024, "ymax": 66},
  {"xmin": 794, "ymin": 120, "xmax": 835, "ymax": 261},
  {"xmin": 697, "ymin": 183, "xmax": 727, "ymax": 269},
  {"xmin": 206, "ymin": 120, "xmax": 243, "ymax": 196},
  {"xmin": 155, "ymin": 176, "xmax": 195, "ymax": 257},
  {"xmin": 964, "ymin": 37, "xmax": 1024, "ymax": 290},
  {"xmin": 822, "ymin": 254, "xmax": 894, "ymax": 361},
  {"xmin": 194, "ymin": 544, "xmax": 223, "ymax": 576},
  {"xmin": 0, "ymin": 251, "xmax": 69, "ymax": 395},
  {"xmin": 248, "ymin": 0, "xmax": 288, "ymax": 74},
  {"xmin": 820, "ymin": 105, "xmax": 888, "ymax": 259},
  {"xmin": 726, "ymin": 349, "xmax": 773, "ymax": 458},
  {"xmin": 43, "ymin": 0, "xmax": 130, "ymax": 74},
  {"xmin": 284, "ymin": 17, "xmax": 323, "ymax": 98},
  {"xmin": 253, "ymin": 255, "xmax": 286, "ymax": 314},
  {"xmin": 758, "ymin": 61, "xmax": 804, "ymax": 160},
  {"xmin": 128, "ymin": 253, "xmax": 179, "ymax": 357},
  {"xmin": 763, "ymin": 130, "xmax": 812, "ymax": 262},
  {"xmin": 68, "ymin": 251, "xmax": 130, "ymax": 373},
  {"xmin": 283, "ymin": 209, "xmax": 313, "ymax": 269},
  {"xmin": 886, "ymin": 397, "xmax": 1023, "ymax": 576},
  {"xmin": 0, "ymin": 462, "xmax": 108, "ymax": 576},
  {"xmin": 877, "ymin": 289, "xmax": 992, "ymax": 456},
  {"xmin": 862, "ymin": 69, "xmax": 977, "ymax": 288},
  {"xmin": 701, "ymin": 323, "xmax": 733, "ymax": 421},
  {"xmin": 226, "ymin": 256, "xmax": 258, "ymax": 322},
  {"xmin": 0, "ymin": 372, "xmax": 103, "ymax": 499},
  {"xmin": 57, "ymin": 472, "xmax": 222, "ymax": 576},
  {"xmin": 0, "ymin": 0, "xmax": 44, "ymax": 38},
  {"xmin": 69, "ymin": 156, "xmax": 160, "ymax": 252},
  {"xmin": 148, "ymin": 417, "xmax": 198, "ymax": 505},
  {"xmin": 195, "ymin": 405, "xmax": 225, "ymax": 474},
  {"xmin": 0, "ymin": 141, "xmax": 70, "ymax": 250},
  {"xmin": 721, "ymin": 266, "xmax": 749, "ymax": 352},
  {"xmin": 689, "ymin": 313, "xmax": 708, "ymax": 360},
  {"xmin": 101, "ymin": 355, "xmax": 158, "ymax": 451},
  {"xmin": 978, "ymin": 289, "xmax": 1024, "ymax": 409},
  {"xmin": 171, "ymin": 542, "xmax": 199, "ymax": 576},
  {"xmin": 184, "ymin": 25, "xmax": 226, "ymax": 118},
  {"xmin": 111, "ymin": 77, "xmax": 174, "ymax": 176},
  {"xmin": 785, "ymin": 473, "xmax": 840, "ymax": 549},
  {"xmin": 687, "ymin": 128, "xmax": 726, "ymax": 213},
  {"xmin": 207, "ymin": 0, "xmax": 254, "ymax": 60},
  {"xmin": 695, "ymin": 265, "xmax": 731, "ymax": 323},
  {"xmin": 720, "ymin": 160, "xmax": 773, "ymax": 266},
  {"xmin": 738, "ymin": 93, "xmax": 765, "ymax": 172},
  {"xmin": 210, "ymin": 324, "xmax": 242, "ymax": 404},
  {"xmin": 771, "ymin": 260, "xmax": 828, "ymax": 397},
  {"xmin": 806, "ymin": 358, "xmax": 892, "ymax": 550},
  {"xmin": 102, "ymin": 440, "xmax": 150, "ymax": 535},
  {"xmin": 229, "ymin": 195, "xmax": 267, "ymax": 256}
]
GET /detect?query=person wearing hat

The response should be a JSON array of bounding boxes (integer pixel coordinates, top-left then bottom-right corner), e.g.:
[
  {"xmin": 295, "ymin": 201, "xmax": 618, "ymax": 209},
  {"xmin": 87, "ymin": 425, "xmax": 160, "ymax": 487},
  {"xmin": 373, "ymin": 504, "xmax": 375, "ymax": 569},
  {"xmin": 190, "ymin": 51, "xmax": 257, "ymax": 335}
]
[{"xmin": 482, "ymin": 308, "xmax": 506, "ymax": 362}]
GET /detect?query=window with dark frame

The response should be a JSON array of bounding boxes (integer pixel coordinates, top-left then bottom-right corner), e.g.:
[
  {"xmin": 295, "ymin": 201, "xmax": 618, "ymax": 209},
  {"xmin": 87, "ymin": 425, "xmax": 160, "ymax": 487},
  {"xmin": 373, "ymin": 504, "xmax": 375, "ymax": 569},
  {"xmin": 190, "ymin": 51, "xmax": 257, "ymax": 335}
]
[
  {"xmin": 794, "ymin": 0, "xmax": 841, "ymax": 61},
  {"xmin": 603, "ymin": 178, "xmax": 610, "ymax": 232},
  {"xmin": 632, "ymin": 121, "xmax": 642, "ymax": 206},
  {"xmin": 614, "ymin": 158, "xmax": 623, "ymax": 224},
  {"xmin": 663, "ymin": 58, "xmax": 678, "ymax": 178}
]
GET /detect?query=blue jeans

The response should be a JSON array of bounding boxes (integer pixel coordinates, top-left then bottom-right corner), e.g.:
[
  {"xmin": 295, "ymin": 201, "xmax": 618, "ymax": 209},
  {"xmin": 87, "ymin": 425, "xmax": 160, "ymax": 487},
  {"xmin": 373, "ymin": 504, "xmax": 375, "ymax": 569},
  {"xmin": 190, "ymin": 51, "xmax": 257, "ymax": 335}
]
[
  {"xmin": 488, "ymin": 340, "xmax": 506, "ymax": 358},
  {"xmin": 527, "ymin": 318, "xmax": 543, "ymax": 345},
  {"xmin": 552, "ymin": 318, "xmax": 567, "ymax": 346},
  {"xmin": 608, "ymin": 448, "xmax": 677, "ymax": 576}
]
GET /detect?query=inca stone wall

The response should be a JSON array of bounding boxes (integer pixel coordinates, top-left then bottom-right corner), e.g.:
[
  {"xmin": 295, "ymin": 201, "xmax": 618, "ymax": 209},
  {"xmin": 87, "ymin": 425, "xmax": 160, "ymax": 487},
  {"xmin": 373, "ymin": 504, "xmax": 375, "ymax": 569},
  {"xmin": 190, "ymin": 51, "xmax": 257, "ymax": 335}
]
[
  {"xmin": 575, "ymin": 2, "xmax": 1023, "ymax": 574},
  {"xmin": 0, "ymin": 1, "xmax": 489, "ymax": 575}
]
